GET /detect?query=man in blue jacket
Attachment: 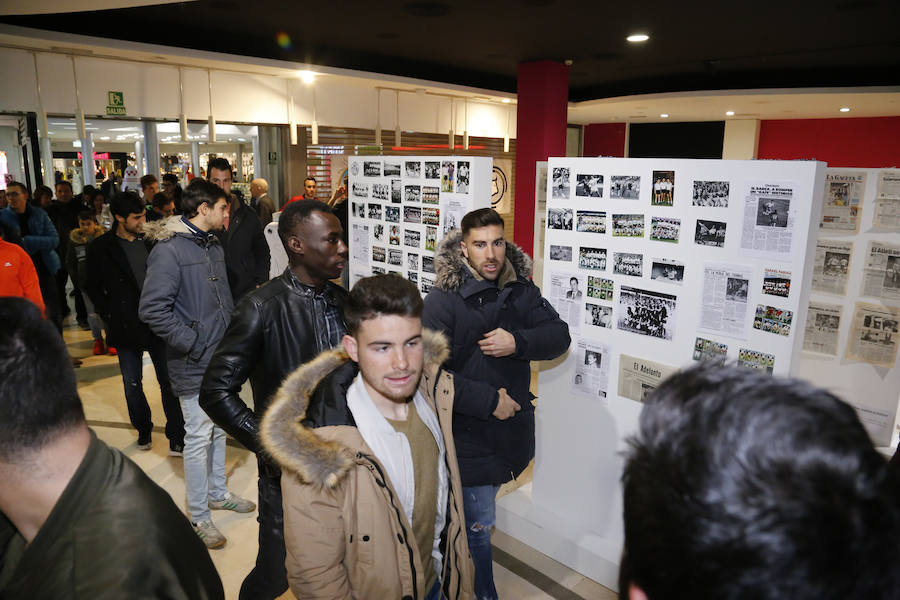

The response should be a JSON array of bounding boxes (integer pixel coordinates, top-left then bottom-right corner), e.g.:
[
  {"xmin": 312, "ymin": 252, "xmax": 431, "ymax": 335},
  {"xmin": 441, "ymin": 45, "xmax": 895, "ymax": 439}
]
[
  {"xmin": 0, "ymin": 182, "xmax": 62, "ymax": 331},
  {"xmin": 423, "ymin": 208, "xmax": 570, "ymax": 599}
]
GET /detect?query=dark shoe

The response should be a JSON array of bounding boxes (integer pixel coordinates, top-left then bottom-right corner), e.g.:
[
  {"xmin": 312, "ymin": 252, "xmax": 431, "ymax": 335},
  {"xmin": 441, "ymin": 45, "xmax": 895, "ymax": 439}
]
[
  {"xmin": 168, "ymin": 442, "xmax": 184, "ymax": 457},
  {"xmin": 77, "ymin": 319, "xmax": 90, "ymax": 331},
  {"xmin": 71, "ymin": 357, "xmax": 83, "ymax": 368},
  {"xmin": 137, "ymin": 432, "xmax": 153, "ymax": 451}
]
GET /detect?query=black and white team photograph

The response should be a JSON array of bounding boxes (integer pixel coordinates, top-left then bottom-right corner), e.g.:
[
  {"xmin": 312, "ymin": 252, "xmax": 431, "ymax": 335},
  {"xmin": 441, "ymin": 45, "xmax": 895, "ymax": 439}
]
[
  {"xmin": 407, "ymin": 253, "xmax": 419, "ymax": 271},
  {"xmin": 363, "ymin": 161, "xmax": 381, "ymax": 177},
  {"xmin": 612, "ymin": 213, "xmax": 644, "ymax": 237},
  {"xmin": 552, "ymin": 167, "xmax": 571, "ymax": 199},
  {"xmin": 352, "ymin": 182, "xmax": 369, "ymax": 198},
  {"xmin": 695, "ymin": 219, "xmax": 727, "ymax": 247},
  {"xmin": 550, "ymin": 244, "xmax": 573, "ymax": 261},
  {"xmin": 575, "ymin": 174, "xmax": 603, "ymax": 198},
  {"xmin": 384, "ymin": 161, "xmax": 401, "ymax": 177},
  {"xmin": 372, "ymin": 183, "xmax": 388, "ymax": 201},
  {"xmin": 424, "ymin": 161, "xmax": 440, "ymax": 179},
  {"xmin": 692, "ymin": 180, "xmax": 729, "ymax": 207},
  {"xmin": 610, "ymin": 175, "xmax": 640, "ymax": 200},
  {"xmin": 368, "ymin": 203, "xmax": 383, "ymax": 220},
  {"xmin": 649, "ymin": 216, "xmax": 681, "ymax": 243},
  {"xmin": 372, "ymin": 246, "xmax": 386, "ymax": 263},
  {"xmin": 422, "ymin": 255, "xmax": 435, "ymax": 273},
  {"xmin": 404, "ymin": 206, "xmax": 421, "ymax": 224},
  {"xmin": 617, "ymin": 286, "xmax": 677, "ymax": 340},
  {"xmin": 385, "ymin": 205, "xmax": 400, "ymax": 222},
  {"xmin": 578, "ymin": 247, "xmax": 607, "ymax": 271},
  {"xmin": 404, "ymin": 229, "xmax": 421, "ymax": 248},
  {"xmin": 613, "ymin": 252, "xmax": 643, "ymax": 277},
  {"xmin": 577, "ymin": 210, "xmax": 606, "ymax": 233},
  {"xmin": 388, "ymin": 248, "xmax": 403, "ymax": 266},
  {"xmin": 548, "ymin": 207, "xmax": 574, "ymax": 230}
]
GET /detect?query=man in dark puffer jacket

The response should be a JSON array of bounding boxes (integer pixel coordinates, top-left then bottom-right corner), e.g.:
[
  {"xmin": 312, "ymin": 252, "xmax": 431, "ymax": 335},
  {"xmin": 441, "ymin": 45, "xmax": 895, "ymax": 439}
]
[{"xmin": 423, "ymin": 208, "xmax": 570, "ymax": 600}]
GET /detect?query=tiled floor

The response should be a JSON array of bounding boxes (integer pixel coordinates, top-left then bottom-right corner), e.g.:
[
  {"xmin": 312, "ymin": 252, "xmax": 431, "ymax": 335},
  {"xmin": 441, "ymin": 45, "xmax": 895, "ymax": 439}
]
[{"xmin": 67, "ymin": 320, "xmax": 615, "ymax": 600}]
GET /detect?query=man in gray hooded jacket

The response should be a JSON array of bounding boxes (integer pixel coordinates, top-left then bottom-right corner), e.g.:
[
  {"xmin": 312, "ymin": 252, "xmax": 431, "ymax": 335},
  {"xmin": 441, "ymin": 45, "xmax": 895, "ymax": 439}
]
[{"xmin": 139, "ymin": 179, "xmax": 255, "ymax": 549}]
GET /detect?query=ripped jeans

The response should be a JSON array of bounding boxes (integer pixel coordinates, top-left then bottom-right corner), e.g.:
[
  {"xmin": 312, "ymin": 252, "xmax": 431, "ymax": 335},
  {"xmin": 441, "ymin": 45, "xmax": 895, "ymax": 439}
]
[{"xmin": 463, "ymin": 484, "xmax": 501, "ymax": 600}]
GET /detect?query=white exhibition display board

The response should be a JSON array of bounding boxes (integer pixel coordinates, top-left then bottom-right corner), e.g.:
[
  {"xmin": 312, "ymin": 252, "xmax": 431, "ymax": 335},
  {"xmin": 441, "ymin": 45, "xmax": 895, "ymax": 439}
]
[
  {"xmin": 346, "ymin": 155, "xmax": 492, "ymax": 293},
  {"xmin": 795, "ymin": 167, "xmax": 900, "ymax": 447},
  {"xmin": 497, "ymin": 157, "xmax": 827, "ymax": 591}
]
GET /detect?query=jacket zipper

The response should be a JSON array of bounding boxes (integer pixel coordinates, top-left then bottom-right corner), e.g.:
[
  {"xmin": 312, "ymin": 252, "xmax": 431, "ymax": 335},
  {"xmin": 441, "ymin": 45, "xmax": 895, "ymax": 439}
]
[
  {"xmin": 434, "ymin": 369, "xmax": 463, "ymax": 600},
  {"xmin": 359, "ymin": 453, "xmax": 418, "ymax": 600}
]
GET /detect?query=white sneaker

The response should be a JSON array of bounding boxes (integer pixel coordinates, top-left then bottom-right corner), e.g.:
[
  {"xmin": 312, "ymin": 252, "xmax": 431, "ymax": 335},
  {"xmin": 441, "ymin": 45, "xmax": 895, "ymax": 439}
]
[
  {"xmin": 193, "ymin": 520, "xmax": 226, "ymax": 549},
  {"xmin": 209, "ymin": 491, "xmax": 256, "ymax": 513}
]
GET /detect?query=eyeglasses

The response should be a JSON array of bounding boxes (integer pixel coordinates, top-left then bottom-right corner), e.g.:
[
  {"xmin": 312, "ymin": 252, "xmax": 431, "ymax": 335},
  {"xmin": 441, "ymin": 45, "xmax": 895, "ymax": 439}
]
[{"xmin": 6, "ymin": 191, "xmax": 21, "ymax": 198}]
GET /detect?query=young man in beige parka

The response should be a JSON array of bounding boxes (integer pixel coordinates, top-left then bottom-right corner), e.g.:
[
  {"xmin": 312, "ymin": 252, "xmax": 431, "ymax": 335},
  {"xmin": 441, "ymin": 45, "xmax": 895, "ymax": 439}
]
[{"xmin": 261, "ymin": 274, "xmax": 474, "ymax": 600}]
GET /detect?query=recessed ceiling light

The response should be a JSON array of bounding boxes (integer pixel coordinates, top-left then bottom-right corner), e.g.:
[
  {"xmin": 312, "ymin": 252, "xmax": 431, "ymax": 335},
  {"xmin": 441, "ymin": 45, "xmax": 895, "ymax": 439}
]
[
  {"xmin": 627, "ymin": 34, "xmax": 649, "ymax": 43},
  {"xmin": 501, "ymin": 98, "xmax": 511, "ymax": 104},
  {"xmin": 840, "ymin": 107, "xmax": 851, "ymax": 112},
  {"xmin": 298, "ymin": 70, "xmax": 316, "ymax": 83},
  {"xmin": 726, "ymin": 110, "xmax": 735, "ymax": 116},
  {"xmin": 660, "ymin": 113, "xmax": 669, "ymax": 118}
]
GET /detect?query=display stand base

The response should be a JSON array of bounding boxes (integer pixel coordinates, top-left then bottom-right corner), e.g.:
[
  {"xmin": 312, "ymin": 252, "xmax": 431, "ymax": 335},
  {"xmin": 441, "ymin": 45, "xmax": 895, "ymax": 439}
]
[{"xmin": 495, "ymin": 482, "xmax": 622, "ymax": 593}]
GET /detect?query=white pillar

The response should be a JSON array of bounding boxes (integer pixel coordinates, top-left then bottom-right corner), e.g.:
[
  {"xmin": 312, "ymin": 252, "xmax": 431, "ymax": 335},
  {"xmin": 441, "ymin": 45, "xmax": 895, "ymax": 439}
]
[
  {"xmin": 722, "ymin": 120, "xmax": 760, "ymax": 160},
  {"xmin": 235, "ymin": 143, "xmax": 244, "ymax": 181},
  {"xmin": 134, "ymin": 141, "xmax": 144, "ymax": 174},
  {"xmin": 40, "ymin": 137, "xmax": 54, "ymax": 187},
  {"xmin": 191, "ymin": 141, "xmax": 201, "ymax": 179},
  {"xmin": 142, "ymin": 122, "xmax": 160, "ymax": 176},
  {"xmin": 82, "ymin": 132, "xmax": 95, "ymax": 187},
  {"xmin": 252, "ymin": 135, "xmax": 261, "ymax": 182}
]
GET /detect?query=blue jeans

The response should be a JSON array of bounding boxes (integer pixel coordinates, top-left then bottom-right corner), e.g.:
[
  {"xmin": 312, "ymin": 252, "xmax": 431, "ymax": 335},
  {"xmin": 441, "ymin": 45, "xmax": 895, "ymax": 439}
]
[
  {"xmin": 116, "ymin": 337, "xmax": 184, "ymax": 445},
  {"xmin": 180, "ymin": 393, "xmax": 227, "ymax": 523},
  {"xmin": 463, "ymin": 484, "xmax": 500, "ymax": 600},
  {"xmin": 425, "ymin": 578, "xmax": 441, "ymax": 600}
]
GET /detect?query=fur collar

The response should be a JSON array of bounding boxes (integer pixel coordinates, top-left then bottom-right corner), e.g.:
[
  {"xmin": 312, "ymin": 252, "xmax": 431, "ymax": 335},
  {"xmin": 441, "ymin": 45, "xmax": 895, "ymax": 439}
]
[
  {"xmin": 142, "ymin": 215, "xmax": 218, "ymax": 244},
  {"xmin": 260, "ymin": 328, "xmax": 450, "ymax": 489},
  {"xmin": 433, "ymin": 230, "xmax": 532, "ymax": 292}
]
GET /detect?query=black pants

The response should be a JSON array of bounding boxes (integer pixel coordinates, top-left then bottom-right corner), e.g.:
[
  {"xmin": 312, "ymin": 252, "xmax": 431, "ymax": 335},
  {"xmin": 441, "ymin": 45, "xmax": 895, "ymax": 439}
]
[
  {"xmin": 56, "ymin": 268, "xmax": 87, "ymax": 320},
  {"xmin": 239, "ymin": 469, "xmax": 289, "ymax": 600}
]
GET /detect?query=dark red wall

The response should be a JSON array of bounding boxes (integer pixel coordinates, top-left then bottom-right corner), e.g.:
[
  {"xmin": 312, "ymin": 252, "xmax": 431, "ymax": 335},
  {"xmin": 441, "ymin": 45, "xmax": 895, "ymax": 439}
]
[
  {"xmin": 757, "ymin": 117, "xmax": 900, "ymax": 167},
  {"xmin": 583, "ymin": 123, "xmax": 627, "ymax": 157}
]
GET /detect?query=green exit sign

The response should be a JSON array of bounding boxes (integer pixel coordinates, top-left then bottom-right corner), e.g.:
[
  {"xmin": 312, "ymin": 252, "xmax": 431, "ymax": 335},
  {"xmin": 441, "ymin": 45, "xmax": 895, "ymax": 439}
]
[{"xmin": 106, "ymin": 91, "xmax": 126, "ymax": 116}]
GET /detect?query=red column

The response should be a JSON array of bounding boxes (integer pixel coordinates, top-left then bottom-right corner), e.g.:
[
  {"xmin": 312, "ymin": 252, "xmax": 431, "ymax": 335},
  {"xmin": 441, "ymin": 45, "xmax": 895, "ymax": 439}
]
[
  {"xmin": 583, "ymin": 123, "xmax": 627, "ymax": 157},
  {"xmin": 513, "ymin": 61, "xmax": 569, "ymax": 257}
]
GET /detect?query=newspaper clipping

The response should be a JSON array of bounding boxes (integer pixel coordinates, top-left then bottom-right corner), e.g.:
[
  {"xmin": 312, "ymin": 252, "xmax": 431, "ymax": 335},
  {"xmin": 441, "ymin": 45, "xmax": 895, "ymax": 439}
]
[
  {"xmin": 753, "ymin": 304, "xmax": 793, "ymax": 337},
  {"xmin": 692, "ymin": 336, "xmax": 728, "ymax": 364},
  {"xmin": 802, "ymin": 301, "xmax": 842, "ymax": 356},
  {"xmin": 617, "ymin": 354, "xmax": 677, "ymax": 403},
  {"xmin": 740, "ymin": 182, "xmax": 795, "ymax": 259},
  {"xmin": 585, "ymin": 303, "xmax": 613, "ymax": 328},
  {"xmin": 861, "ymin": 240, "xmax": 900, "ymax": 302},
  {"xmin": 617, "ymin": 286, "xmax": 677, "ymax": 340},
  {"xmin": 845, "ymin": 301, "xmax": 900, "ymax": 368},
  {"xmin": 812, "ymin": 239, "xmax": 852, "ymax": 295},
  {"xmin": 737, "ymin": 348, "xmax": 775, "ymax": 374},
  {"xmin": 572, "ymin": 339, "xmax": 611, "ymax": 400},
  {"xmin": 821, "ymin": 171, "xmax": 865, "ymax": 232},
  {"xmin": 698, "ymin": 263, "xmax": 752, "ymax": 339},
  {"xmin": 351, "ymin": 224, "xmax": 369, "ymax": 262},
  {"xmin": 762, "ymin": 268, "xmax": 791, "ymax": 298},
  {"xmin": 549, "ymin": 272, "xmax": 582, "ymax": 333},
  {"xmin": 874, "ymin": 170, "xmax": 900, "ymax": 231}
]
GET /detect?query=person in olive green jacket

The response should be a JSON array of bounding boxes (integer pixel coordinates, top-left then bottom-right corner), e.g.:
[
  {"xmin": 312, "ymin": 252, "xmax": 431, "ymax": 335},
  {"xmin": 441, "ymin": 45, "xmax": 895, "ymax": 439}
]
[{"xmin": 0, "ymin": 297, "xmax": 223, "ymax": 599}]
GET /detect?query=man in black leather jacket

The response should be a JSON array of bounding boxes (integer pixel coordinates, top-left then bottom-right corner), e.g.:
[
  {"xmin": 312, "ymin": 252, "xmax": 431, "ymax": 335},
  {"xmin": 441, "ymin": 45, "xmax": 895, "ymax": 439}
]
[{"xmin": 200, "ymin": 199, "xmax": 349, "ymax": 600}]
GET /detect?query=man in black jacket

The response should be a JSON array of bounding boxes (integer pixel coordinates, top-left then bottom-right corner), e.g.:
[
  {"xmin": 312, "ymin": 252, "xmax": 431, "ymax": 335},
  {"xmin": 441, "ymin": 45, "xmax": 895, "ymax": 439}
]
[
  {"xmin": 423, "ymin": 208, "xmax": 570, "ymax": 600},
  {"xmin": 200, "ymin": 199, "xmax": 349, "ymax": 599},
  {"xmin": 86, "ymin": 191, "xmax": 184, "ymax": 454},
  {"xmin": 0, "ymin": 298, "xmax": 223, "ymax": 599},
  {"xmin": 207, "ymin": 158, "xmax": 270, "ymax": 300}
]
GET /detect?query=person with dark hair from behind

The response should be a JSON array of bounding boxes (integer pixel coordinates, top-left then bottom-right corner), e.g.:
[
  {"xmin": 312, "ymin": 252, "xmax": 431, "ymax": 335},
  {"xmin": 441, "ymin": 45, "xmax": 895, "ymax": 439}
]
[
  {"xmin": 140, "ymin": 179, "xmax": 255, "ymax": 549},
  {"xmin": 0, "ymin": 182, "xmax": 64, "ymax": 333},
  {"xmin": 67, "ymin": 209, "xmax": 109, "ymax": 355},
  {"xmin": 48, "ymin": 179, "xmax": 88, "ymax": 325},
  {"xmin": 260, "ymin": 274, "xmax": 474, "ymax": 600},
  {"xmin": 146, "ymin": 192, "xmax": 176, "ymax": 222},
  {"xmin": 200, "ymin": 198, "xmax": 348, "ymax": 599},
  {"xmin": 87, "ymin": 191, "xmax": 184, "ymax": 453},
  {"xmin": 619, "ymin": 363, "xmax": 900, "ymax": 600},
  {"xmin": 207, "ymin": 157, "xmax": 270, "ymax": 300},
  {"xmin": 0, "ymin": 297, "xmax": 224, "ymax": 599},
  {"xmin": 424, "ymin": 207, "xmax": 570, "ymax": 599}
]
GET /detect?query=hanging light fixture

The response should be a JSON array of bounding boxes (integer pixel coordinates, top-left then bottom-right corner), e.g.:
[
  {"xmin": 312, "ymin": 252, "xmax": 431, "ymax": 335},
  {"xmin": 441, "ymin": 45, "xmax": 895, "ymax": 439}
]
[
  {"xmin": 375, "ymin": 88, "xmax": 382, "ymax": 146},
  {"xmin": 286, "ymin": 79, "xmax": 297, "ymax": 145},
  {"xmin": 448, "ymin": 98, "xmax": 455, "ymax": 150},
  {"xmin": 504, "ymin": 105, "xmax": 511, "ymax": 153},
  {"xmin": 311, "ymin": 84, "xmax": 319, "ymax": 145},
  {"xmin": 463, "ymin": 98, "xmax": 469, "ymax": 150},
  {"xmin": 179, "ymin": 68, "xmax": 188, "ymax": 142},
  {"xmin": 71, "ymin": 57, "xmax": 86, "ymax": 139},
  {"xmin": 395, "ymin": 90, "xmax": 401, "ymax": 147}
]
